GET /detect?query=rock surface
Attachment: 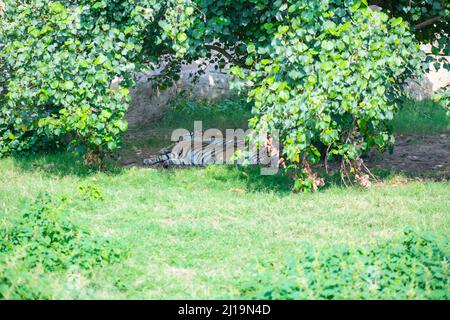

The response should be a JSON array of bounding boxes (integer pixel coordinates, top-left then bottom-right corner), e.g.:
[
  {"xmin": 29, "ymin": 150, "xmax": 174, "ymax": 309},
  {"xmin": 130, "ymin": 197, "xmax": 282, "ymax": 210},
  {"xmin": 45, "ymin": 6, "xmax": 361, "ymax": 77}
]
[
  {"xmin": 124, "ymin": 61, "xmax": 232, "ymax": 128},
  {"xmin": 405, "ymin": 45, "xmax": 450, "ymax": 100}
]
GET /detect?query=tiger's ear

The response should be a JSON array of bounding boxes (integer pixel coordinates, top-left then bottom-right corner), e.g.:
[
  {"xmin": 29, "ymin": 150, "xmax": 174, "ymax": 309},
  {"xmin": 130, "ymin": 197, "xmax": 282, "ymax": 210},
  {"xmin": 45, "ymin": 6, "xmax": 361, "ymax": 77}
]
[{"xmin": 171, "ymin": 128, "xmax": 191, "ymax": 142}]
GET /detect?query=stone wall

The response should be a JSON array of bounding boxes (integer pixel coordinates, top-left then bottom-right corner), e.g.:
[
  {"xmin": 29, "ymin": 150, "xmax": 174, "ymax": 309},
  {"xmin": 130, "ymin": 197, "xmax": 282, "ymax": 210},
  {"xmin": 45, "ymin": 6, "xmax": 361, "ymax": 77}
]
[
  {"xmin": 404, "ymin": 44, "xmax": 450, "ymax": 101},
  {"xmin": 124, "ymin": 62, "xmax": 231, "ymax": 128}
]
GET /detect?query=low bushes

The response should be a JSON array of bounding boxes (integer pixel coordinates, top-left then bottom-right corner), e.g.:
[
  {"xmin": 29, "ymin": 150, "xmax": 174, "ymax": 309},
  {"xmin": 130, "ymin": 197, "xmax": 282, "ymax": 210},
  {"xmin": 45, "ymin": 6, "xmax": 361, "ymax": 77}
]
[
  {"xmin": 0, "ymin": 194, "xmax": 126, "ymax": 299},
  {"xmin": 240, "ymin": 230, "xmax": 449, "ymax": 300}
]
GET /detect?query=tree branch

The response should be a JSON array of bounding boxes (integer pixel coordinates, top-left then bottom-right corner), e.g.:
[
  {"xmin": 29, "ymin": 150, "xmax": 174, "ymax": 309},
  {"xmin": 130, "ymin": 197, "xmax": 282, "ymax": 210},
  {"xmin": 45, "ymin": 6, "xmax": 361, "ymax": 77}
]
[
  {"xmin": 415, "ymin": 16, "xmax": 444, "ymax": 30},
  {"xmin": 204, "ymin": 44, "xmax": 246, "ymax": 68}
]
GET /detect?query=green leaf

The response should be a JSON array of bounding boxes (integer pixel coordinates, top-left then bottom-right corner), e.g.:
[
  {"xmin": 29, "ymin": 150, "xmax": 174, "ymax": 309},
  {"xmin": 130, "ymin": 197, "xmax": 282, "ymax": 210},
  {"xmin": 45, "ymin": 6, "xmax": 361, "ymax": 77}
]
[
  {"xmin": 247, "ymin": 43, "xmax": 256, "ymax": 54},
  {"xmin": 116, "ymin": 120, "xmax": 128, "ymax": 132},
  {"xmin": 64, "ymin": 81, "xmax": 75, "ymax": 91},
  {"xmin": 376, "ymin": 86, "xmax": 386, "ymax": 95},
  {"xmin": 279, "ymin": 4, "xmax": 288, "ymax": 11},
  {"xmin": 322, "ymin": 40, "xmax": 334, "ymax": 51},
  {"xmin": 322, "ymin": 61, "xmax": 333, "ymax": 71},
  {"xmin": 279, "ymin": 90, "xmax": 289, "ymax": 101},
  {"xmin": 391, "ymin": 17, "xmax": 403, "ymax": 27},
  {"xmin": 278, "ymin": 25, "xmax": 289, "ymax": 34},
  {"xmin": 177, "ymin": 32, "xmax": 187, "ymax": 42},
  {"xmin": 94, "ymin": 54, "xmax": 107, "ymax": 66},
  {"xmin": 185, "ymin": 7, "xmax": 194, "ymax": 15}
]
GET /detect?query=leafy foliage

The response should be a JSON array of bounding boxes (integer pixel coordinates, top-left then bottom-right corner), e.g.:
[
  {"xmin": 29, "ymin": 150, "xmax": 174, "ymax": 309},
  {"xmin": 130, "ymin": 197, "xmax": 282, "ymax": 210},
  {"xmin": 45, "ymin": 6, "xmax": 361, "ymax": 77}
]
[
  {"xmin": 0, "ymin": 0, "xmax": 447, "ymax": 186},
  {"xmin": 240, "ymin": 230, "xmax": 449, "ymax": 299},
  {"xmin": 392, "ymin": 98, "xmax": 450, "ymax": 134},
  {"xmin": 434, "ymin": 87, "xmax": 450, "ymax": 116},
  {"xmin": 374, "ymin": 0, "xmax": 449, "ymax": 71},
  {"xmin": 78, "ymin": 182, "xmax": 105, "ymax": 201},
  {"xmin": 226, "ymin": 1, "xmax": 427, "ymax": 188},
  {"xmin": 0, "ymin": 193, "xmax": 126, "ymax": 299},
  {"xmin": 0, "ymin": 0, "xmax": 195, "ymax": 160}
]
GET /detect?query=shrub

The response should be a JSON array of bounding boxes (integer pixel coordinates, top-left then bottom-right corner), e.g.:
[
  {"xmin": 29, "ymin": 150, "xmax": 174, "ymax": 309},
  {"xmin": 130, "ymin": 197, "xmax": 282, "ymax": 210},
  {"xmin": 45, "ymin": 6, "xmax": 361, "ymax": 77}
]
[
  {"xmin": 78, "ymin": 183, "xmax": 104, "ymax": 201},
  {"xmin": 0, "ymin": 0, "xmax": 194, "ymax": 163},
  {"xmin": 0, "ymin": 250, "xmax": 53, "ymax": 299},
  {"xmin": 434, "ymin": 88, "xmax": 450, "ymax": 116},
  {"xmin": 240, "ymin": 230, "xmax": 449, "ymax": 300},
  {"xmin": 229, "ymin": 1, "xmax": 428, "ymax": 190},
  {"xmin": 0, "ymin": 193, "xmax": 126, "ymax": 299}
]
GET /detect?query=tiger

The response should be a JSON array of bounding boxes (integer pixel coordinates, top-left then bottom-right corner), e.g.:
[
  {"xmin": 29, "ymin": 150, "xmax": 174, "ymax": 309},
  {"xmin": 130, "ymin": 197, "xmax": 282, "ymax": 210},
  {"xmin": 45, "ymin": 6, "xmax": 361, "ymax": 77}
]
[{"xmin": 143, "ymin": 131, "xmax": 277, "ymax": 168}]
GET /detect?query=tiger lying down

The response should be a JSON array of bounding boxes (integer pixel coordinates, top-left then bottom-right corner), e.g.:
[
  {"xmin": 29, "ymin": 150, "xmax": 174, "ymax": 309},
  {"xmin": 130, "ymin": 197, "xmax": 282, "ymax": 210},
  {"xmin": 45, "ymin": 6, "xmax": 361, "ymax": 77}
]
[{"xmin": 143, "ymin": 131, "xmax": 279, "ymax": 168}]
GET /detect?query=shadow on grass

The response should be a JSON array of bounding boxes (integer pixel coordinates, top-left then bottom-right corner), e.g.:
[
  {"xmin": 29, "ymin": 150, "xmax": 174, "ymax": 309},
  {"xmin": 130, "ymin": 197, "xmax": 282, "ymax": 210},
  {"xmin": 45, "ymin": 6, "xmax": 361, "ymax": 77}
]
[
  {"xmin": 392, "ymin": 99, "xmax": 450, "ymax": 135},
  {"xmin": 10, "ymin": 149, "xmax": 447, "ymax": 193},
  {"xmin": 11, "ymin": 151, "xmax": 126, "ymax": 178},
  {"xmin": 221, "ymin": 165, "xmax": 293, "ymax": 195},
  {"xmin": 319, "ymin": 165, "xmax": 448, "ymax": 192},
  {"xmin": 228, "ymin": 163, "xmax": 448, "ymax": 195}
]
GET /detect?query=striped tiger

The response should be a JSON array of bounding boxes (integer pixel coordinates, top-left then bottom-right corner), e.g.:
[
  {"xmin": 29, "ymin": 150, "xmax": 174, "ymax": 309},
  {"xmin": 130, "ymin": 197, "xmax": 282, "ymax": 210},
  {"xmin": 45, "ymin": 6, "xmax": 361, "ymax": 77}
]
[{"xmin": 143, "ymin": 131, "xmax": 275, "ymax": 168}]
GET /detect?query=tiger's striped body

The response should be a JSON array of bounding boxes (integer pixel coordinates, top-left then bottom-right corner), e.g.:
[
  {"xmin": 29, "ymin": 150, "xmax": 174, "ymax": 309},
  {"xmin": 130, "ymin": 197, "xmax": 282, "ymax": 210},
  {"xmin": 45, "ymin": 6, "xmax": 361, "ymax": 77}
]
[{"xmin": 143, "ymin": 132, "xmax": 273, "ymax": 168}]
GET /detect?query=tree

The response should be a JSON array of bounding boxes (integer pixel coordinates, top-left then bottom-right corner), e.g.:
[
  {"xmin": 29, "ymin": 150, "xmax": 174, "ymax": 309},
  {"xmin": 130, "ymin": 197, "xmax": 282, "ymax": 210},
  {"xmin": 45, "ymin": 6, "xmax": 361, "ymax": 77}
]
[
  {"xmin": 0, "ymin": 0, "xmax": 448, "ymax": 188},
  {"xmin": 373, "ymin": 1, "xmax": 449, "ymax": 67},
  {"xmin": 0, "ymin": 0, "xmax": 195, "ymax": 165}
]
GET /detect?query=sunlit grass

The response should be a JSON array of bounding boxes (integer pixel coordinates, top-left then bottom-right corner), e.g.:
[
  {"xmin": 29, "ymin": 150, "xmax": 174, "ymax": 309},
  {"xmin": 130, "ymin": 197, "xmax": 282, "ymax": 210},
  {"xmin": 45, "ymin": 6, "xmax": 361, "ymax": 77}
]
[
  {"xmin": 0, "ymin": 153, "xmax": 449, "ymax": 299},
  {"xmin": 0, "ymin": 97, "xmax": 449, "ymax": 299}
]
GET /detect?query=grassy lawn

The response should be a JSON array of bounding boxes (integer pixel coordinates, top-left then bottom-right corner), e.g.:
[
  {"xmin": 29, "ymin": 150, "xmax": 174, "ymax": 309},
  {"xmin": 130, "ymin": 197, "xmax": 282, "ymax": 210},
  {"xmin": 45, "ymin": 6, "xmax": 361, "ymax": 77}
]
[
  {"xmin": 0, "ymin": 98, "xmax": 448, "ymax": 299},
  {"xmin": 392, "ymin": 98, "xmax": 450, "ymax": 135}
]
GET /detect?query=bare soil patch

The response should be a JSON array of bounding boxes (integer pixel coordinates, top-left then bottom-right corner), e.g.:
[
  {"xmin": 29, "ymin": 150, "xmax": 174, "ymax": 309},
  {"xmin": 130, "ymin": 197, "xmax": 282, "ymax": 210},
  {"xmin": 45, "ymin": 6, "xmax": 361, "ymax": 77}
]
[{"xmin": 367, "ymin": 134, "xmax": 449, "ymax": 180}]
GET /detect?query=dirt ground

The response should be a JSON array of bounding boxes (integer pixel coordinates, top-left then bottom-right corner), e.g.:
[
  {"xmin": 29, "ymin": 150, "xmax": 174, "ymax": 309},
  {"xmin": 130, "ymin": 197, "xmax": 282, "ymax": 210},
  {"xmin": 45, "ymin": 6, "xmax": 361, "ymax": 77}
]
[
  {"xmin": 366, "ymin": 133, "xmax": 450, "ymax": 180},
  {"xmin": 118, "ymin": 133, "xmax": 450, "ymax": 180}
]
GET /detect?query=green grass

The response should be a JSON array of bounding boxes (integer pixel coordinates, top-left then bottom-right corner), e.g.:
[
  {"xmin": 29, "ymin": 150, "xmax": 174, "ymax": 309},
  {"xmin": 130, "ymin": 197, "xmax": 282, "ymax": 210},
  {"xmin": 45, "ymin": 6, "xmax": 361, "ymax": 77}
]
[
  {"xmin": 0, "ymin": 97, "xmax": 449, "ymax": 299},
  {"xmin": 392, "ymin": 99, "xmax": 450, "ymax": 135},
  {"xmin": 0, "ymin": 152, "xmax": 449, "ymax": 299},
  {"xmin": 240, "ymin": 229, "xmax": 449, "ymax": 300}
]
